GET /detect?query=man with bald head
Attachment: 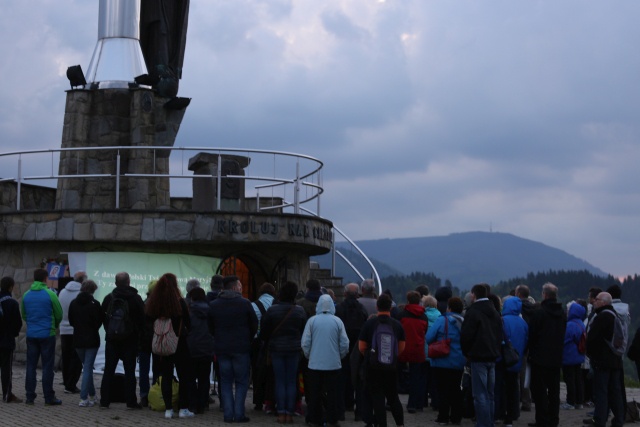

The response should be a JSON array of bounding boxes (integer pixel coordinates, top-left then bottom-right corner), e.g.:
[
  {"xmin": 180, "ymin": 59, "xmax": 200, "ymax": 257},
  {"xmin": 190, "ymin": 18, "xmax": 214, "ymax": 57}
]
[
  {"xmin": 584, "ymin": 292, "xmax": 625, "ymax": 427},
  {"xmin": 335, "ymin": 283, "xmax": 369, "ymax": 421}
]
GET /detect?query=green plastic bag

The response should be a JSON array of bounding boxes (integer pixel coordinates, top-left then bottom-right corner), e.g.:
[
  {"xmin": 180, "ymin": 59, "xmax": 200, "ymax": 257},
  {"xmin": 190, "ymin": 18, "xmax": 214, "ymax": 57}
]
[{"xmin": 148, "ymin": 376, "xmax": 179, "ymax": 411}]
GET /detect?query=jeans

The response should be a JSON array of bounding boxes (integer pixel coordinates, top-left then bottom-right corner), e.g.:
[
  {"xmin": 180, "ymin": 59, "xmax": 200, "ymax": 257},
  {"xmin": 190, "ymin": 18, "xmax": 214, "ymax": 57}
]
[
  {"xmin": 470, "ymin": 361, "xmax": 496, "ymax": 427},
  {"xmin": 76, "ymin": 347, "xmax": 98, "ymax": 400},
  {"xmin": 218, "ymin": 352, "xmax": 251, "ymax": 421},
  {"xmin": 530, "ymin": 363, "xmax": 561, "ymax": 427},
  {"xmin": 407, "ymin": 362, "xmax": 427, "ymax": 410},
  {"xmin": 25, "ymin": 336, "xmax": 56, "ymax": 402},
  {"xmin": 592, "ymin": 366, "xmax": 625, "ymax": 427},
  {"xmin": 138, "ymin": 351, "xmax": 151, "ymax": 399},
  {"xmin": 271, "ymin": 351, "xmax": 300, "ymax": 415},
  {"xmin": 100, "ymin": 340, "xmax": 138, "ymax": 407}
]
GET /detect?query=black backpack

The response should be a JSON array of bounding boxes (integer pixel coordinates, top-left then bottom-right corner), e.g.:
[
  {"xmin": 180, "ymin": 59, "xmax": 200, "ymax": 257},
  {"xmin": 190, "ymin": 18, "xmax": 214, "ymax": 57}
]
[
  {"xmin": 0, "ymin": 296, "xmax": 11, "ymax": 327},
  {"xmin": 106, "ymin": 295, "xmax": 134, "ymax": 341},
  {"xmin": 369, "ymin": 318, "xmax": 398, "ymax": 370}
]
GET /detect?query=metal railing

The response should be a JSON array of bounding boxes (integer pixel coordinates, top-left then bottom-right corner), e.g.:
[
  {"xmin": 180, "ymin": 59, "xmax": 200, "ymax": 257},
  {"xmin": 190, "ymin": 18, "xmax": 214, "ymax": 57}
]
[{"xmin": 0, "ymin": 145, "xmax": 381, "ymax": 292}]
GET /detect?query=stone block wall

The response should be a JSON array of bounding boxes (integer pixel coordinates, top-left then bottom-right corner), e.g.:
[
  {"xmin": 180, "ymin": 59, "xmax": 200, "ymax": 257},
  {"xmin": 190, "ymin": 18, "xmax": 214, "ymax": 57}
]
[{"xmin": 56, "ymin": 89, "xmax": 187, "ymax": 211}]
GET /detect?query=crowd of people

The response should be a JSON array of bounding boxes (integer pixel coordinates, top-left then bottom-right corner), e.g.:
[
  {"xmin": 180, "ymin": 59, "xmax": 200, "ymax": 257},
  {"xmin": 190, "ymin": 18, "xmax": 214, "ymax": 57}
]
[{"xmin": 0, "ymin": 269, "xmax": 639, "ymax": 427}]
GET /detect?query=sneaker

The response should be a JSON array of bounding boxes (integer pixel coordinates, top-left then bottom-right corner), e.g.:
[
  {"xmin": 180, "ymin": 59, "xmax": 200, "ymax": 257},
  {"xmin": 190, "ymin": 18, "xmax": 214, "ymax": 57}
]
[
  {"xmin": 264, "ymin": 402, "xmax": 275, "ymax": 415},
  {"xmin": 294, "ymin": 400, "xmax": 304, "ymax": 416},
  {"xmin": 584, "ymin": 401, "xmax": 595, "ymax": 408},
  {"xmin": 165, "ymin": 409, "xmax": 174, "ymax": 419},
  {"xmin": 89, "ymin": 395, "xmax": 97, "ymax": 404},
  {"xmin": 45, "ymin": 398, "xmax": 62, "ymax": 406},
  {"xmin": 79, "ymin": 399, "xmax": 94, "ymax": 407},
  {"xmin": 179, "ymin": 409, "xmax": 195, "ymax": 418}
]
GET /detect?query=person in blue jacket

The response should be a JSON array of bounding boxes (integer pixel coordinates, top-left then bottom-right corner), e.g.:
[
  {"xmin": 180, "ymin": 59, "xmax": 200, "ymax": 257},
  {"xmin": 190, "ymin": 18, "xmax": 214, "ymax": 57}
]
[
  {"xmin": 426, "ymin": 297, "xmax": 466, "ymax": 425},
  {"xmin": 497, "ymin": 296, "xmax": 528, "ymax": 427},
  {"xmin": 561, "ymin": 300, "xmax": 587, "ymax": 410}
]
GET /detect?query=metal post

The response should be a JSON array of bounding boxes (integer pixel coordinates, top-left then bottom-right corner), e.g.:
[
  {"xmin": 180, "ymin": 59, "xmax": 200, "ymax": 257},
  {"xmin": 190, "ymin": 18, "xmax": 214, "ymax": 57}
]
[
  {"xmin": 294, "ymin": 159, "xmax": 300, "ymax": 214},
  {"xmin": 217, "ymin": 154, "xmax": 222, "ymax": 210},
  {"xmin": 116, "ymin": 151, "xmax": 121, "ymax": 209},
  {"xmin": 331, "ymin": 230, "xmax": 336, "ymax": 277},
  {"xmin": 256, "ymin": 190, "xmax": 260, "ymax": 212},
  {"xmin": 17, "ymin": 157, "xmax": 22, "ymax": 211},
  {"xmin": 317, "ymin": 170, "xmax": 322, "ymax": 217}
]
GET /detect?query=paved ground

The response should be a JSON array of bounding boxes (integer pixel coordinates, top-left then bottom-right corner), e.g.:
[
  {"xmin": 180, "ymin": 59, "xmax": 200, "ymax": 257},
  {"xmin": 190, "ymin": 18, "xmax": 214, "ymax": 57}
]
[{"xmin": 4, "ymin": 363, "xmax": 638, "ymax": 427}]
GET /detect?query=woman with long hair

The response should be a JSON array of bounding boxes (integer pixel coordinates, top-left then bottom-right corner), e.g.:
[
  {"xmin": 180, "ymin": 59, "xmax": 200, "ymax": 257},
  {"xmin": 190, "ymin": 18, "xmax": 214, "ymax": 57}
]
[{"xmin": 145, "ymin": 273, "xmax": 193, "ymax": 419}]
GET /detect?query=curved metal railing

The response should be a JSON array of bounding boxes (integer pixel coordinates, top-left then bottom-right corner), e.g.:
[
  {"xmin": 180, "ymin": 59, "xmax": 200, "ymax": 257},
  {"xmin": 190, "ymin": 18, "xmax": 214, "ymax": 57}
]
[{"xmin": 0, "ymin": 145, "xmax": 381, "ymax": 292}]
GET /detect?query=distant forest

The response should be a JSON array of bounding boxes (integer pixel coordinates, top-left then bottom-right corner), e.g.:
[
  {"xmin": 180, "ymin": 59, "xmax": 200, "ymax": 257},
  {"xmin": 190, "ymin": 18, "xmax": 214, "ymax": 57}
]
[{"xmin": 381, "ymin": 269, "xmax": 640, "ymax": 378}]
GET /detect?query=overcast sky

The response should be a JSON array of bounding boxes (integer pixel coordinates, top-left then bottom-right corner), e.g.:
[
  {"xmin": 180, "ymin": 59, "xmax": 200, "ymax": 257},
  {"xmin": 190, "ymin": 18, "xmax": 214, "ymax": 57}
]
[{"xmin": 1, "ymin": 1, "xmax": 639, "ymax": 278}]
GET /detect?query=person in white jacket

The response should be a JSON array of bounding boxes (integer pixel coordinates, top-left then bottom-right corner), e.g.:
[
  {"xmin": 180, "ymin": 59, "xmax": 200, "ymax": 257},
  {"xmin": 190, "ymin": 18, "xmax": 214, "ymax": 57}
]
[
  {"xmin": 301, "ymin": 294, "xmax": 349, "ymax": 427},
  {"xmin": 58, "ymin": 271, "xmax": 86, "ymax": 394}
]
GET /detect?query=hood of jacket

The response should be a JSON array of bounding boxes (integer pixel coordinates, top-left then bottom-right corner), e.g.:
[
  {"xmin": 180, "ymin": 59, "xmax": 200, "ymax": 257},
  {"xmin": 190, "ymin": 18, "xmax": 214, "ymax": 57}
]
[
  {"xmin": 64, "ymin": 281, "xmax": 82, "ymax": 293},
  {"xmin": 29, "ymin": 281, "xmax": 49, "ymax": 291},
  {"xmin": 568, "ymin": 301, "xmax": 586, "ymax": 322},
  {"xmin": 218, "ymin": 290, "xmax": 242, "ymax": 299},
  {"xmin": 404, "ymin": 303, "xmax": 425, "ymax": 317},
  {"xmin": 611, "ymin": 299, "xmax": 630, "ymax": 318},
  {"xmin": 426, "ymin": 306, "xmax": 441, "ymax": 324},
  {"xmin": 541, "ymin": 297, "xmax": 565, "ymax": 319},
  {"xmin": 502, "ymin": 297, "xmax": 522, "ymax": 317},
  {"xmin": 316, "ymin": 294, "xmax": 335, "ymax": 315}
]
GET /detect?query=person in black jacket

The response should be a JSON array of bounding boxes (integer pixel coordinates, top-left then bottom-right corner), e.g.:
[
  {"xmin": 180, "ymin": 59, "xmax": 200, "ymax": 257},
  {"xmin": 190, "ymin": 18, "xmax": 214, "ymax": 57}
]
[
  {"xmin": 145, "ymin": 272, "xmax": 193, "ymax": 419},
  {"xmin": 334, "ymin": 283, "xmax": 369, "ymax": 421},
  {"xmin": 460, "ymin": 283, "xmax": 502, "ymax": 427},
  {"xmin": 209, "ymin": 275, "xmax": 259, "ymax": 423},
  {"xmin": 0, "ymin": 276, "xmax": 23, "ymax": 403},
  {"xmin": 68, "ymin": 280, "xmax": 103, "ymax": 407},
  {"xmin": 260, "ymin": 281, "xmax": 307, "ymax": 423},
  {"xmin": 187, "ymin": 287, "xmax": 214, "ymax": 414},
  {"xmin": 527, "ymin": 282, "xmax": 566, "ymax": 427},
  {"xmin": 629, "ymin": 326, "xmax": 640, "ymax": 381},
  {"xmin": 585, "ymin": 292, "xmax": 625, "ymax": 427},
  {"xmin": 100, "ymin": 272, "xmax": 146, "ymax": 410}
]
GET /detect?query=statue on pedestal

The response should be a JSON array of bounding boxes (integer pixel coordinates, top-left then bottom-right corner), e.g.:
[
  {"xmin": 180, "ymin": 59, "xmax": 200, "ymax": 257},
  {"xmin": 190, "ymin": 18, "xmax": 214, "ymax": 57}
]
[{"xmin": 140, "ymin": 0, "xmax": 190, "ymax": 98}]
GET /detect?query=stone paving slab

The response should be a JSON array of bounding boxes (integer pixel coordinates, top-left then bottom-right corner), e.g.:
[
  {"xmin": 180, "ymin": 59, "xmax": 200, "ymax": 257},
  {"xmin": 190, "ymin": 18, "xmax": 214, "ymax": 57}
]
[{"xmin": 4, "ymin": 363, "xmax": 638, "ymax": 427}]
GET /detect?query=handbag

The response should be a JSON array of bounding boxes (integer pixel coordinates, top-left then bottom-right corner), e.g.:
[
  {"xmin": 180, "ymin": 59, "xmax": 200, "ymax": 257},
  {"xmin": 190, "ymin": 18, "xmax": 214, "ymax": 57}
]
[
  {"xmin": 428, "ymin": 316, "xmax": 451, "ymax": 358},
  {"xmin": 501, "ymin": 319, "xmax": 520, "ymax": 368}
]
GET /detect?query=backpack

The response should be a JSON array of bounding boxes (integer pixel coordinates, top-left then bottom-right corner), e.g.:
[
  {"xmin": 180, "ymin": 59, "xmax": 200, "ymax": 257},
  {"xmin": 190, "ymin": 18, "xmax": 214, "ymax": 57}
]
[
  {"xmin": 369, "ymin": 319, "xmax": 398, "ymax": 370},
  {"xmin": 601, "ymin": 309, "xmax": 628, "ymax": 357},
  {"xmin": 106, "ymin": 296, "xmax": 134, "ymax": 341},
  {"xmin": 152, "ymin": 317, "xmax": 180, "ymax": 356}
]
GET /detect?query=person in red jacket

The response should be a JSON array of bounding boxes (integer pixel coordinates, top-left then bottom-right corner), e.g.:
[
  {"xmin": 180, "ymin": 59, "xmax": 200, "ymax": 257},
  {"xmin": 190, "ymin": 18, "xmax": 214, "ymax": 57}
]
[{"xmin": 396, "ymin": 291, "xmax": 429, "ymax": 413}]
